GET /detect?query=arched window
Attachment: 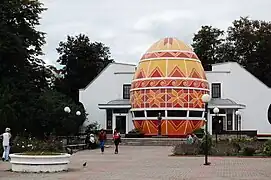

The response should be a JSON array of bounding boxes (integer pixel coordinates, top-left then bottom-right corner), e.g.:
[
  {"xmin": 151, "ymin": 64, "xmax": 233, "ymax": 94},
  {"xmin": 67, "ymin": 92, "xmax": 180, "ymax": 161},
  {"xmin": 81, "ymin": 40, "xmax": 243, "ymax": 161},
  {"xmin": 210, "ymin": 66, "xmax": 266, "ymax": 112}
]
[{"xmin": 268, "ymin": 104, "xmax": 271, "ymax": 124}]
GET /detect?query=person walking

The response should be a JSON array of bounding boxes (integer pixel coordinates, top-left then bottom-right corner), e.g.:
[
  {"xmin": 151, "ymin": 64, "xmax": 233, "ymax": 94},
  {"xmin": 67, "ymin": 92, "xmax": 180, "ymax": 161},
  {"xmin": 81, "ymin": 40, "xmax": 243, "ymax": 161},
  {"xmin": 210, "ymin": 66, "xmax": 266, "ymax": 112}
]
[
  {"xmin": 98, "ymin": 129, "xmax": 106, "ymax": 154},
  {"xmin": 113, "ymin": 128, "xmax": 121, "ymax": 154},
  {"xmin": 1, "ymin": 128, "xmax": 11, "ymax": 161}
]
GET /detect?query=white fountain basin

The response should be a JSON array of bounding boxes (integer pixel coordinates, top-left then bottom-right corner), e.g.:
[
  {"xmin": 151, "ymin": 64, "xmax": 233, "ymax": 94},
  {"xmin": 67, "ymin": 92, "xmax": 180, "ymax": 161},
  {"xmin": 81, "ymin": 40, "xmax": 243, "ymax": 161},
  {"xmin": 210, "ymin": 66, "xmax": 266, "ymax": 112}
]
[{"xmin": 9, "ymin": 153, "xmax": 71, "ymax": 173}]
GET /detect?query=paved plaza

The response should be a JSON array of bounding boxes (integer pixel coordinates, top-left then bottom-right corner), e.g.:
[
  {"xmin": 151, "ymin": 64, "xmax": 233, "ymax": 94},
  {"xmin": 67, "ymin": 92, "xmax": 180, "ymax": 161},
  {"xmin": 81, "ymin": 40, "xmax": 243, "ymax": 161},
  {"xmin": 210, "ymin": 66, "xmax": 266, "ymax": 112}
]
[{"xmin": 0, "ymin": 146, "xmax": 271, "ymax": 180}]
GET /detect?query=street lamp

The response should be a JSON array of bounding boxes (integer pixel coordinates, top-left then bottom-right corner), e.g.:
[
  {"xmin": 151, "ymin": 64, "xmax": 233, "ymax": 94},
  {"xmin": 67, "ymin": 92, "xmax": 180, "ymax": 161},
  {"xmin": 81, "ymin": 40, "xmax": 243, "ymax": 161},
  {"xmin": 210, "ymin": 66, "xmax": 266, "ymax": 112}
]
[
  {"xmin": 157, "ymin": 113, "xmax": 162, "ymax": 136},
  {"xmin": 64, "ymin": 106, "xmax": 81, "ymax": 116},
  {"xmin": 213, "ymin": 107, "xmax": 219, "ymax": 143},
  {"xmin": 201, "ymin": 93, "xmax": 211, "ymax": 166},
  {"xmin": 235, "ymin": 110, "xmax": 241, "ymax": 139},
  {"xmin": 64, "ymin": 106, "xmax": 71, "ymax": 113}
]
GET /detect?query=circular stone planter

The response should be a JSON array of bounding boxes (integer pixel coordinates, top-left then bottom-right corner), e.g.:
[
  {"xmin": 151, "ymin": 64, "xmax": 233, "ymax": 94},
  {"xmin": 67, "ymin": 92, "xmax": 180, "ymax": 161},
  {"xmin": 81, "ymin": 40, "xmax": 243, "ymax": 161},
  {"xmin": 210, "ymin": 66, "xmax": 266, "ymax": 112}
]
[{"xmin": 9, "ymin": 153, "xmax": 71, "ymax": 173}]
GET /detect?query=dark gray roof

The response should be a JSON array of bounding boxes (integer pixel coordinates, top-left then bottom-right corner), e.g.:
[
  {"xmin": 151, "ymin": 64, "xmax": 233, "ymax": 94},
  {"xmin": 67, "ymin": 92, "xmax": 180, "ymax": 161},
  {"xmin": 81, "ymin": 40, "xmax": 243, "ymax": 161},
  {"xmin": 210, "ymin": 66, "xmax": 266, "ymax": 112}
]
[
  {"xmin": 107, "ymin": 99, "xmax": 130, "ymax": 105},
  {"xmin": 209, "ymin": 98, "xmax": 245, "ymax": 108}
]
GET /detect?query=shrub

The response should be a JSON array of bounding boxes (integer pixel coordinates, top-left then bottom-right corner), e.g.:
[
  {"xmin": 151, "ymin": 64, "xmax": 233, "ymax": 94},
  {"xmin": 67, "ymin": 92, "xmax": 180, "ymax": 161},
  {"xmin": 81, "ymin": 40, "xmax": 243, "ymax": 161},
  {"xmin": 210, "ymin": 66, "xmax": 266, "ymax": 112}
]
[
  {"xmin": 172, "ymin": 143, "xmax": 199, "ymax": 155},
  {"xmin": 193, "ymin": 128, "xmax": 204, "ymax": 138},
  {"xmin": 85, "ymin": 121, "xmax": 100, "ymax": 135},
  {"xmin": 10, "ymin": 136, "xmax": 63, "ymax": 154},
  {"xmin": 199, "ymin": 133, "xmax": 212, "ymax": 155},
  {"xmin": 263, "ymin": 140, "xmax": 271, "ymax": 156},
  {"xmin": 242, "ymin": 147, "xmax": 256, "ymax": 156},
  {"xmin": 125, "ymin": 128, "xmax": 145, "ymax": 138}
]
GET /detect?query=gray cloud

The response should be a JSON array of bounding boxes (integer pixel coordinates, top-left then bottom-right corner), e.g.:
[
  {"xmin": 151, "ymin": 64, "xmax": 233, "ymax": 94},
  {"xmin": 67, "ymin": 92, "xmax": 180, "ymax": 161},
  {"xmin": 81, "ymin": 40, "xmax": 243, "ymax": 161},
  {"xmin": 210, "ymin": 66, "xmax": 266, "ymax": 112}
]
[{"xmin": 39, "ymin": 0, "xmax": 271, "ymax": 66}]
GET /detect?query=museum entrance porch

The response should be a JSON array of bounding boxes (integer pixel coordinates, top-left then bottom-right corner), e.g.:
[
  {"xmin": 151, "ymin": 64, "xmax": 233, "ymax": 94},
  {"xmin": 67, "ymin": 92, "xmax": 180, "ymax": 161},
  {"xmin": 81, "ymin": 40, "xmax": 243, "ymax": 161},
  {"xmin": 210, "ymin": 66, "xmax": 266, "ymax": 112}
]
[
  {"xmin": 98, "ymin": 99, "xmax": 131, "ymax": 135},
  {"xmin": 208, "ymin": 98, "xmax": 246, "ymax": 135}
]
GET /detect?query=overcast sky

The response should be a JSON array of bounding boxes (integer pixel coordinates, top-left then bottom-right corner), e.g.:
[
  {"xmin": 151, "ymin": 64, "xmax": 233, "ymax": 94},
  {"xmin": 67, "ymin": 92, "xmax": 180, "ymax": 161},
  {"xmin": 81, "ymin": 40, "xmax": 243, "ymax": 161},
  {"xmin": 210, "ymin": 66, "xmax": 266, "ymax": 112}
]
[{"xmin": 39, "ymin": 0, "xmax": 271, "ymax": 66}]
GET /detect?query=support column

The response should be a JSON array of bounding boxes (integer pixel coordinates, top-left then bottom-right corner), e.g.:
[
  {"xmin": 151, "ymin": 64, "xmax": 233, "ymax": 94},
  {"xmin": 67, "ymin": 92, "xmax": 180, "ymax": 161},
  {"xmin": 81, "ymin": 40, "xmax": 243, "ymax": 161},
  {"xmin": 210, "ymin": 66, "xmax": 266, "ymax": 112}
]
[
  {"xmin": 208, "ymin": 113, "xmax": 213, "ymax": 135},
  {"xmin": 232, "ymin": 109, "xmax": 235, "ymax": 130}
]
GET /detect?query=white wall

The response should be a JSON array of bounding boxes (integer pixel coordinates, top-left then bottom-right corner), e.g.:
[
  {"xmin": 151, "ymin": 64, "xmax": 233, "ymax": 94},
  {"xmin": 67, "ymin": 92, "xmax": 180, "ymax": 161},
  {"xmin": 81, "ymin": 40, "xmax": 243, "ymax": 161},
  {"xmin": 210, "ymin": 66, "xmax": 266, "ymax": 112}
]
[
  {"xmin": 209, "ymin": 62, "xmax": 271, "ymax": 135},
  {"xmin": 79, "ymin": 63, "xmax": 136, "ymax": 130}
]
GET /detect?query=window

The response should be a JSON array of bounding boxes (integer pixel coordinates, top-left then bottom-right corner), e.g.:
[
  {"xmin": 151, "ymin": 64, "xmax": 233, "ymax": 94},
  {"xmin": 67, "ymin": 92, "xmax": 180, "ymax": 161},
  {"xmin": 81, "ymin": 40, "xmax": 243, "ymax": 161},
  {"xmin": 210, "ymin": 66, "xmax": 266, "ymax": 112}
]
[
  {"xmin": 226, "ymin": 113, "xmax": 233, "ymax": 130},
  {"xmin": 106, "ymin": 109, "xmax": 113, "ymax": 130},
  {"xmin": 123, "ymin": 84, "xmax": 131, "ymax": 99},
  {"xmin": 133, "ymin": 111, "xmax": 145, "ymax": 118},
  {"xmin": 146, "ymin": 110, "xmax": 165, "ymax": 117},
  {"xmin": 167, "ymin": 110, "xmax": 187, "ymax": 117},
  {"xmin": 189, "ymin": 111, "xmax": 203, "ymax": 117},
  {"xmin": 113, "ymin": 109, "xmax": 129, "ymax": 113},
  {"xmin": 268, "ymin": 104, "xmax": 271, "ymax": 125},
  {"xmin": 211, "ymin": 83, "xmax": 221, "ymax": 98}
]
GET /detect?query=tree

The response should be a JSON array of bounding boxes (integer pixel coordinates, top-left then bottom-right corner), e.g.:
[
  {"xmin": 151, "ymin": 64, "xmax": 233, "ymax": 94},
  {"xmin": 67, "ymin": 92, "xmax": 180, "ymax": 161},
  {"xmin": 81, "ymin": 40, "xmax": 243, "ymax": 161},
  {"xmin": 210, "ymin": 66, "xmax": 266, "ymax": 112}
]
[
  {"xmin": 192, "ymin": 17, "xmax": 271, "ymax": 87},
  {"xmin": 56, "ymin": 34, "xmax": 113, "ymax": 101},
  {"xmin": 0, "ymin": 0, "xmax": 46, "ymax": 77},
  {"xmin": 0, "ymin": 0, "xmax": 87, "ymax": 137},
  {"xmin": 192, "ymin": 26, "xmax": 224, "ymax": 71},
  {"xmin": 225, "ymin": 17, "xmax": 271, "ymax": 87}
]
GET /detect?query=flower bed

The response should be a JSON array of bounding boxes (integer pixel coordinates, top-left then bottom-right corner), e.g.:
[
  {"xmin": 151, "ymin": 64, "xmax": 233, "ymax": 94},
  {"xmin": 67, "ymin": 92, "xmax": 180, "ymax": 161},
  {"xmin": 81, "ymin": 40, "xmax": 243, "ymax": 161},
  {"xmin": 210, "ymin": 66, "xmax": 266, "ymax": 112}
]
[
  {"xmin": 8, "ymin": 136, "xmax": 71, "ymax": 173},
  {"xmin": 171, "ymin": 136, "xmax": 271, "ymax": 157}
]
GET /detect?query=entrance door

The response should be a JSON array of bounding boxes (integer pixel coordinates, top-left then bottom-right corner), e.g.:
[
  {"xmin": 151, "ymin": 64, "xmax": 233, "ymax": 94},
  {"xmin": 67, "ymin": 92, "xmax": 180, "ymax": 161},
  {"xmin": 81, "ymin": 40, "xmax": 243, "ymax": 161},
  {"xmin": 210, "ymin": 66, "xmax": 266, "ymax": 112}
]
[
  {"xmin": 212, "ymin": 116, "xmax": 223, "ymax": 134},
  {"xmin": 115, "ymin": 116, "xmax": 126, "ymax": 134}
]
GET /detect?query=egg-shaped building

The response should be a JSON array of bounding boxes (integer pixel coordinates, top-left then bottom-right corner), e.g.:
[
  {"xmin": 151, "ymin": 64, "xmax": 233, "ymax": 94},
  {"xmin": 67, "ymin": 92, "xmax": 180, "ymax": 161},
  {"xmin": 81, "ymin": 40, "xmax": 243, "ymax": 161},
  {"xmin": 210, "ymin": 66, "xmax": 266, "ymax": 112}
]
[{"xmin": 130, "ymin": 37, "xmax": 209, "ymax": 137}]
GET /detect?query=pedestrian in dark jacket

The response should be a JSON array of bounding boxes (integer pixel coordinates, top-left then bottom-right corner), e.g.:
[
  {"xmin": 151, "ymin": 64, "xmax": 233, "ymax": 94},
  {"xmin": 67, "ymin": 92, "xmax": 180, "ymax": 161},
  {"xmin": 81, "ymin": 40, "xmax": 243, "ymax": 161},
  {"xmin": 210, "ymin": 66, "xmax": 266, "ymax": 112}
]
[
  {"xmin": 98, "ymin": 129, "xmax": 107, "ymax": 153},
  {"xmin": 113, "ymin": 128, "xmax": 121, "ymax": 154}
]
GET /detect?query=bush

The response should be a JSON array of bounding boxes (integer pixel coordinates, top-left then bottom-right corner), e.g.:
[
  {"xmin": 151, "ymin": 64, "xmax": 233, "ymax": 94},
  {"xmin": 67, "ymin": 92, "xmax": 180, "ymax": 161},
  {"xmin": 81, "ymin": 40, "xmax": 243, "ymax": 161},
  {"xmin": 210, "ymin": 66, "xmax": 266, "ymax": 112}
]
[
  {"xmin": 263, "ymin": 140, "xmax": 271, "ymax": 156},
  {"xmin": 193, "ymin": 128, "xmax": 204, "ymax": 138},
  {"xmin": 125, "ymin": 128, "xmax": 145, "ymax": 138},
  {"xmin": 172, "ymin": 143, "xmax": 200, "ymax": 155},
  {"xmin": 199, "ymin": 133, "xmax": 212, "ymax": 155},
  {"xmin": 10, "ymin": 136, "xmax": 64, "ymax": 154},
  {"xmin": 242, "ymin": 147, "xmax": 256, "ymax": 156},
  {"xmin": 85, "ymin": 121, "xmax": 100, "ymax": 135}
]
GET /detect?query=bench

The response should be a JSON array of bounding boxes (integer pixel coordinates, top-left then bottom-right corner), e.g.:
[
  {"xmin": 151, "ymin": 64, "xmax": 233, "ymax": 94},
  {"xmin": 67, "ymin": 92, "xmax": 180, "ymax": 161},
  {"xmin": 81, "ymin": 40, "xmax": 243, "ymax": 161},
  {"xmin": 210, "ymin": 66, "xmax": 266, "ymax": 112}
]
[{"xmin": 66, "ymin": 143, "xmax": 87, "ymax": 150}]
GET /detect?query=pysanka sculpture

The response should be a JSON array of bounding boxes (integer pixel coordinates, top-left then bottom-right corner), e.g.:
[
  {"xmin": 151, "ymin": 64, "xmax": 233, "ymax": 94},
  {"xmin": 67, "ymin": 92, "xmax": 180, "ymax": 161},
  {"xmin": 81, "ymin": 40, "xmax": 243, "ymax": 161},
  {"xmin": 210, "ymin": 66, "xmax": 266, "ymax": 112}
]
[{"xmin": 130, "ymin": 37, "xmax": 209, "ymax": 137}]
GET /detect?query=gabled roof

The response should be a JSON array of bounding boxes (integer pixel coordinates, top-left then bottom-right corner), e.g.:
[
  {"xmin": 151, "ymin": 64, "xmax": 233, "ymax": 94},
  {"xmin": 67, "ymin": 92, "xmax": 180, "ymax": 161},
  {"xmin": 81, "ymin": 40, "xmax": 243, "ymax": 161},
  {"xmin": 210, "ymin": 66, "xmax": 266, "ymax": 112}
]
[
  {"xmin": 79, "ymin": 62, "xmax": 136, "ymax": 91},
  {"xmin": 209, "ymin": 98, "xmax": 246, "ymax": 109},
  {"xmin": 98, "ymin": 99, "xmax": 131, "ymax": 109}
]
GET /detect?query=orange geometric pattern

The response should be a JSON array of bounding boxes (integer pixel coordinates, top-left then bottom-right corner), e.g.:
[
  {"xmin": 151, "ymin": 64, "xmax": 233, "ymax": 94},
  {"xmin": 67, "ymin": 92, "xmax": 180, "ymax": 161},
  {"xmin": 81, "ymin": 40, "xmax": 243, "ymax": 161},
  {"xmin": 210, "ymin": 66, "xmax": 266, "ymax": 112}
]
[
  {"xmin": 130, "ymin": 37, "xmax": 209, "ymax": 136},
  {"xmin": 146, "ymin": 37, "xmax": 192, "ymax": 52},
  {"xmin": 141, "ymin": 51, "xmax": 199, "ymax": 60},
  {"xmin": 130, "ymin": 89, "xmax": 208, "ymax": 109},
  {"xmin": 133, "ymin": 120, "xmax": 205, "ymax": 136},
  {"xmin": 131, "ymin": 79, "xmax": 209, "ymax": 89}
]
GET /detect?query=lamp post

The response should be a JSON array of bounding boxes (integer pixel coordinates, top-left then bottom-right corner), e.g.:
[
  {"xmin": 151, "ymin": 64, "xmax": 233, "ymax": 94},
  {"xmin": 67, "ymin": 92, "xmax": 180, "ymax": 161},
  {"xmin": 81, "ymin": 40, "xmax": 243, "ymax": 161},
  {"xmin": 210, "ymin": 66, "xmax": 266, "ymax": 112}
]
[
  {"xmin": 157, "ymin": 113, "xmax": 162, "ymax": 136},
  {"xmin": 201, "ymin": 93, "xmax": 211, "ymax": 166},
  {"xmin": 64, "ymin": 106, "xmax": 81, "ymax": 144},
  {"xmin": 213, "ymin": 107, "xmax": 219, "ymax": 143},
  {"xmin": 235, "ymin": 111, "xmax": 241, "ymax": 139},
  {"xmin": 64, "ymin": 106, "xmax": 81, "ymax": 116}
]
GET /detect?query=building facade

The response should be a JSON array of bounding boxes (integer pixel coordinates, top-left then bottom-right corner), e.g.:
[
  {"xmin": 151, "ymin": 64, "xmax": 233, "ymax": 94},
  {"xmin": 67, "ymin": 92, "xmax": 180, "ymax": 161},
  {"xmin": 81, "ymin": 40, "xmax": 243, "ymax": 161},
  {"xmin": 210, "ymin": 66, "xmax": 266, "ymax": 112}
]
[{"xmin": 79, "ymin": 61, "xmax": 271, "ymax": 137}]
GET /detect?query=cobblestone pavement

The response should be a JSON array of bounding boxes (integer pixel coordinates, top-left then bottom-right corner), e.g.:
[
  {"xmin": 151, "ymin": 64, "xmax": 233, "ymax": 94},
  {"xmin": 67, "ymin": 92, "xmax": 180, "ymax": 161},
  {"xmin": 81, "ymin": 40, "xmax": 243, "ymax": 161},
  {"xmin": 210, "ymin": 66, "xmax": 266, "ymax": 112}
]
[{"xmin": 1, "ymin": 146, "xmax": 271, "ymax": 180}]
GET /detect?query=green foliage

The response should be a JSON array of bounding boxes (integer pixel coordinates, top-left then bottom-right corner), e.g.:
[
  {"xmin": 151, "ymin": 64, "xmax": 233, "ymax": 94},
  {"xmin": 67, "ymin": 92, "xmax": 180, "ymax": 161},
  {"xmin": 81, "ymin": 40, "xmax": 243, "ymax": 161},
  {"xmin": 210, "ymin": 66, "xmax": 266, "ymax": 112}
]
[
  {"xmin": 192, "ymin": 25, "xmax": 224, "ymax": 70},
  {"xmin": 192, "ymin": 16, "xmax": 271, "ymax": 87},
  {"xmin": 193, "ymin": 128, "xmax": 204, "ymax": 138},
  {"xmin": 85, "ymin": 121, "xmax": 101, "ymax": 135},
  {"xmin": 9, "ymin": 136, "xmax": 63, "ymax": 154},
  {"xmin": 55, "ymin": 34, "xmax": 114, "ymax": 101},
  {"xmin": 242, "ymin": 147, "xmax": 256, "ymax": 156},
  {"xmin": 172, "ymin": 143, "xmax": 200, "ymax": 155},
  {"xmin": 263, "ymin": 140, "xmax": 271, "ymax": 156},
  {"xmin": 126, "ymin": 128, "xmax": 145, "ymax": 138},
  {"xmin": 0, "ymin": 0, "xmax": 87, "ymax": 137},
  {"xmin": 199, "ymin": 133, "xmax": 212, "ymax": 154}
]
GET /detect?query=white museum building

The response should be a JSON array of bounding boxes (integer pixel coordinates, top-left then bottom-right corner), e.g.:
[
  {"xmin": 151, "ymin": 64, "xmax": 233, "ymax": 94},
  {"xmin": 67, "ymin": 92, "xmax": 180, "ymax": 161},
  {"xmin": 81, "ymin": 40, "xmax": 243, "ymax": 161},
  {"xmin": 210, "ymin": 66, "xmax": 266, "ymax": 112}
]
[{"xmin": 79, "ymin": 62, "xmax": 271, "ymax": 137}]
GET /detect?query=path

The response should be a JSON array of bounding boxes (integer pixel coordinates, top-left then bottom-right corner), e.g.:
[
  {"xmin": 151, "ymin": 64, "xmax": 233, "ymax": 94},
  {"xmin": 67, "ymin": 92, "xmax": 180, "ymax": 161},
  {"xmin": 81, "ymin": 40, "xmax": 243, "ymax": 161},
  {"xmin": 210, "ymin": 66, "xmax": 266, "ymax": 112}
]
[{"xmin": 0, "ymin": 146, "xmax": 271, "ymax": 179}]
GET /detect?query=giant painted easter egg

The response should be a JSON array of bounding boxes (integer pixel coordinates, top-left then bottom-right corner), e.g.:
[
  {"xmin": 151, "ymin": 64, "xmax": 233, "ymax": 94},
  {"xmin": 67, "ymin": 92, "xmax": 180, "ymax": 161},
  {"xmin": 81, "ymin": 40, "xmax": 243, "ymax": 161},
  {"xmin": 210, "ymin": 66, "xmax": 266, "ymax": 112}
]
[{"xmin": 130, "ymin": 37, "xmax": 209, "ymax": 137}]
